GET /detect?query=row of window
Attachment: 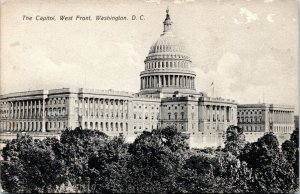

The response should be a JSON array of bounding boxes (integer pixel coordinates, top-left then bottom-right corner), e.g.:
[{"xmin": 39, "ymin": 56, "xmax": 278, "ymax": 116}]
[
  {"xmin": 83, "ymin": 121, "xmax": 128, "ymax": 132},
  {"xmin": 75, "ymin": 99, "xmax": 128, "ymax": 105},
  {"xmin": 0, "ymin": 99, "xmax": 67, "ymax": 107},
  {"xmin": 133, "ymin": 113, "xmax": 159, "ymax": 120},
  {"xmin": 146, "ymin": 53, "xmax": 188, "ymax": 60},
  {"xmin": 145, "ymin": 60, "xmax": 189, "ymax": 70},
  {"xmin": 238, "ymin": 111, "xmax": 262, "ymax": 115},
  {"xmin": 238, "ymin": 117, "xmax": 262, "ymax": 123},
  {"xmin": 151, "ymin": 45, "xmax": 184, "ymax": 53},
  {"xmin": 167, "ymin": 112, "xmax": 185, "ymax": 120},
  {"xmin": 1, "ymin": 108, "xmax": 67, "ymax": 118},
  {"xmin": 79, "ymin": 111, "xmax": 128, "ymax": 119},
  {"xmin": 0, "ymin": 121, "xmax": 66, "ymax": 131},
  {"xmin": 133, "ymin": 105, "xmax": 159, "ymax": 110}
]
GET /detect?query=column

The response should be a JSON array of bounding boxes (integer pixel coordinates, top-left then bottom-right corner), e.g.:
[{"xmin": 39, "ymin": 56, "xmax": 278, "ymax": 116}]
[
  {"xmin": 152, "ymin": 76, "xmax": 154, "ymax": 88},
  {"xmin": 37, "ymin": 100, "xmax": 40, "ymax": 118},
  {"xmin": 30, "ymin": 100, "xmax": 32, "ymax": 118},
  {"xmin": 158, "ymin": 75, "xmax": 160, "ymax": 87},
  {"xmin": 11, "ymin": 101, "xmax": 14, "ymax": 119},
  {"xmin": 145, "ymin": 77, "xmax": 147, "ymax": 88},
  {"xmin": 163, "ymin": 75, "xmax": 166, "ymax": 87},
  {"xmin": 26, "ymin": 100, "xmax": 28, "ymax": 118},
  {"xmin": 180, "ymin": 76, "xmax": 182, "ymax": 87},
  {"xmin": 34, "ymin": 100, "xmax": 37, "ymax": 118},
  {"xmin": 192, "ymin": 77, "xmax": 194, "ymax": 88},
  {"xmin": 211, "ymin": 105, "xmax": 214, "ymax": 122},
  {"xmin": 22, "ymin": 101, "xmax": 24, "ymax": 119},
  {"xmin": 94, "ymin": 98, "xmax": 96, "ymax": 118},
  {"xmin": 42, "ymin": 98, "xmax": 46, "ymax": 132}
]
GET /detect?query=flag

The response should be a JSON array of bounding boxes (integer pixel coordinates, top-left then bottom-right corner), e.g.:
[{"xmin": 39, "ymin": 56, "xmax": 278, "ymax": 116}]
[{"xmin": 211, "ymin": 82, "xmax": 214, "ymax": 86}]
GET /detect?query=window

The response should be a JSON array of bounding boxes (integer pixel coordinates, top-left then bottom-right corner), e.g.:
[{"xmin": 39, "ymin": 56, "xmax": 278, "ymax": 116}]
[{"xmin": 168, "ymin": 113, "xmax": 171, "ymax": 120}]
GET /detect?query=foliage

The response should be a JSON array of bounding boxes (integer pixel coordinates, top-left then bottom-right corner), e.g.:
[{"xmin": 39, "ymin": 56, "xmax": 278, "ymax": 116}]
[
  {"xmin": 1, "ymin": 135, "xmax": 66, "ymax": 193},
  {"xmin": 88, "ymin": 136, "xmax": 129, "ymax": 193},
  {"xmin": 1, "ymin": 126, "xmax": 299, "ymax": 193},
  {"xmin": 224, "ymin": 125, "xmax": 246, "ymax": 156},
  {"xmin": 240, "ymin": 132, "xmax": 297, "ymax": 193},
  {"xmin": 58, "ymin": 127, "xmax": 108, "ymax": 189},
  {"xmin": 282, "ymin": 127, "xmax": 299, "ymax": 192},
  {"xmin": 126, "ymin": 127, "xmax": 190, "ymax": 193}
]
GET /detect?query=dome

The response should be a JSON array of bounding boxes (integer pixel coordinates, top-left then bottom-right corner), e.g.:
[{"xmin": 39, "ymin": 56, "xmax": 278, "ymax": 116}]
[
  {"xmin": 139, "ymin": 8, "xmax": 197, "ymax": 96},
  {"xmin": 148, "ymin": 34, "xmax": 186, "ymax": 54},
  {"xmin": 148, "ymin": 9, "xmax": 186, "ymax": 56}
]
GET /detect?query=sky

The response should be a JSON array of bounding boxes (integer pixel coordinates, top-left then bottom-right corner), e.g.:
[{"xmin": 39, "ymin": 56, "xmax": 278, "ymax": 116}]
[{"xmin": 1, "ymin": 0, "xmax": 298, "ymax": 112}]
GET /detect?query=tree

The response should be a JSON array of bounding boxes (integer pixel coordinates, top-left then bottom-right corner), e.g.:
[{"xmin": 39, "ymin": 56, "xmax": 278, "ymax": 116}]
[
  {"xmin": 282, "ymin": 128, "xmax": 299, "ymax": 191},
  {"xmin": 88, "ymin": 136, "xmax": 129, "ymax": 193},
  {"xmin": 240, "ymin": 132, "xmax": 296, "ymax": 193},
  {"xmin": 1, "ymin": 134, "xmax": 66, "ymax": 193},
  {"xmin": 126, "ymin": 127, "xmax": 190, "ymax": 193},
  {"xmin": 224, "ymin": 125, "xmax": 246, "ymax": 156},
  {"xmin": 58, "ymin": 127, "xmax": 109, "ymax": 191}
]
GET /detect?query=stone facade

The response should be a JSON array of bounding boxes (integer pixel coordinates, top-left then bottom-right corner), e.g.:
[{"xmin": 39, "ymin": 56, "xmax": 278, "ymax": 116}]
[
  {"xmin": 0, "ymin": 9, "xmax": 295, "ymax": 148},
  {"xmin": 237, "ymin": 104, "xmax": 295, "ymax": 144}
]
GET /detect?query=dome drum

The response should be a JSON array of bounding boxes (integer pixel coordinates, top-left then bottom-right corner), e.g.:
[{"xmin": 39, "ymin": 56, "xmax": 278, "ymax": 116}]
[{"xmin": 140, "ymin": 74, "xmax": 196, "ymax": 91}]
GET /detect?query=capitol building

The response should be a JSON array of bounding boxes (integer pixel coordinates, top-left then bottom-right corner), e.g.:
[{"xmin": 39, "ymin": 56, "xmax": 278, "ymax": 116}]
[{"xmin": 0, "ymin": 9, "xmax": 295, "ymax": 147}]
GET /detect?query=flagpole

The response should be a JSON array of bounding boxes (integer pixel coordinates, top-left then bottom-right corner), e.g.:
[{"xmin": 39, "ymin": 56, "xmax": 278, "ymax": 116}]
[{"xmin": 211, "ymin": 81, "xmax": 214, "ymax": 98}]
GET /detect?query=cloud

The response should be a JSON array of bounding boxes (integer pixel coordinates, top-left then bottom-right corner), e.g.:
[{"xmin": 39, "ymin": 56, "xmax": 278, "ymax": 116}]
[
  {"xmin": 233, "ymin": 7, "xmax": 258, "ymax": 24},
  {"xmin": 193, "ymin": 52, "xmax": 297, "ymax": 108},
  {"xmin": 233, "ymin": 18, "xmax": 243, "ymax": 25},
  {"xmin": 264, "ymin": 0, "xmax": 274, "ymax": 3},
  {"xmin": 240, "ymin": 7, "xmax": 258, "ymax": 23},
  {"xmin": 267, "ymin": 14, "xmax": 275, "ymax": 23}
]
